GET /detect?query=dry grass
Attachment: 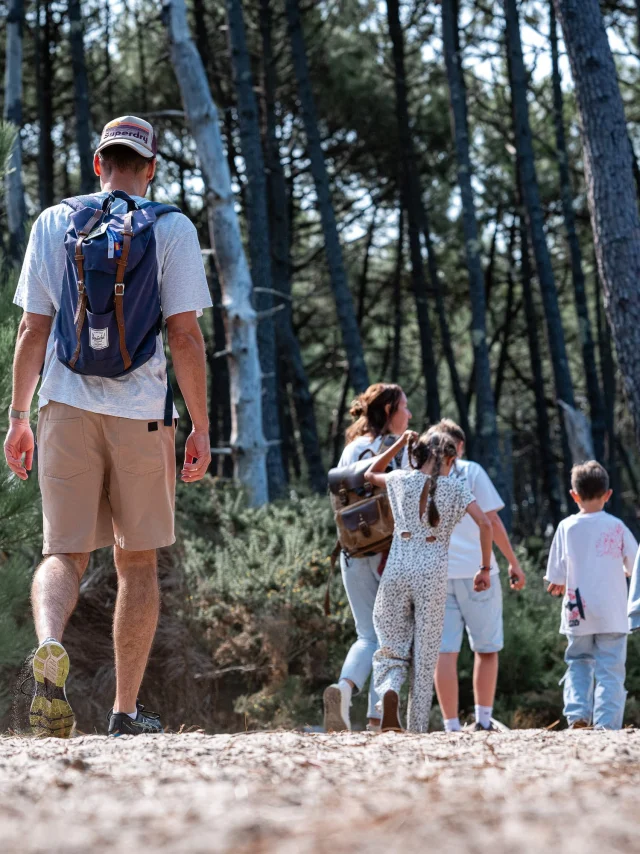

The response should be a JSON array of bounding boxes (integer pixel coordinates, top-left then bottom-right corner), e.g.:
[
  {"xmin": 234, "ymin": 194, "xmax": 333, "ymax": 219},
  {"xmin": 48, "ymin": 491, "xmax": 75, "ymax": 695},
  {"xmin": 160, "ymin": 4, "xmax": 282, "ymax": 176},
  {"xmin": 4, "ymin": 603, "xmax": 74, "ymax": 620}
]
[{"xmin": 1, "ymin": 729, "xmax": 639, "ymax": 853}]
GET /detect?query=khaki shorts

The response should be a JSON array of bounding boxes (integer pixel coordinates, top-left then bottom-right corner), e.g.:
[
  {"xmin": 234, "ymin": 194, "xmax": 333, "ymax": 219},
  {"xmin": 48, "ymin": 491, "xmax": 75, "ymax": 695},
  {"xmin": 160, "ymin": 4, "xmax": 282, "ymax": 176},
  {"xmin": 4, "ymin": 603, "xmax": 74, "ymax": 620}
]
[{"xmin": 37, "ymin": 401, "xmax": 176, "ymax": 554}]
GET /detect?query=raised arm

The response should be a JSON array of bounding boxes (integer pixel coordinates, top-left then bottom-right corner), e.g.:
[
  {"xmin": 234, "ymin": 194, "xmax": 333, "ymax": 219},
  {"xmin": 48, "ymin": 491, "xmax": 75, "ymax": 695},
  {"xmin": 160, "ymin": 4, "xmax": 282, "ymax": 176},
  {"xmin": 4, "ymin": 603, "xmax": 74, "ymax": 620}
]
[{"xmin": 364, "ymin": 430, "xmax": 416, "ymax": 489}]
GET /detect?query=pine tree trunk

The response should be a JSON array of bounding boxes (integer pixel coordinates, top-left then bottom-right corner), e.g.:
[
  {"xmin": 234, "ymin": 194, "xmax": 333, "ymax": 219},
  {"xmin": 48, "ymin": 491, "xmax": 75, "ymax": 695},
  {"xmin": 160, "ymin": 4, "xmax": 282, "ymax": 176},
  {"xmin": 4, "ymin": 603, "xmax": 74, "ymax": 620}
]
[
  {"xmin": 391, "ymin": 205, "xmax": 404, "ymax": 384},
  {"xmin": 442, "ymin": 0, "xmax": 504, "ymax": 492},
  {"xmin": 553, "ymin": 0, "xmax": 640, "ymax": 451},
  {"xmin": 595, "ymin": 267, "xmax": 621, "ymax": 515},
  {"xmin": 259, "ymin": 0, "xmax": 325, "ymax": 494},
  {"xmin": 36, "ymin": 0, "xmax": 54, "ymax": 210},
  {"xmin": 284, "ymin": 0, "xmax": 369, "ymax": 394},
  {"xmin": 505, "ymin": 0, "xmax": 575, "ymax": 415},
  {"xmin": 68, "ymin": 0, "xmax": 94, "ymax": 194},
  {"xmin": 207, "ymin": 257, "xmax": 233, "ymax": 479},
  {"xmin": 163, "ymin": 0, "xmax": 269, "ymax": 506},
  {"xmin": 4, "ymin": 0, "xmax": 26, "ymax": 256},
  {"xmin": 386, "ymin": 0, "xmax": 440, "ymax": 423},
  {"xmin": 549, "ymin": 1, "xmax": 605, "ymax": 461},
  {"xmin": 225, "ymin": 0, "xmax": 286, "ymax": 500},
  {"xmin": 518, "ymin": 213, "xmax": 563, "ymax": 526},
  {"xmin": 103, "ymin": 1, "xmax": 114, "ymax": 116}
]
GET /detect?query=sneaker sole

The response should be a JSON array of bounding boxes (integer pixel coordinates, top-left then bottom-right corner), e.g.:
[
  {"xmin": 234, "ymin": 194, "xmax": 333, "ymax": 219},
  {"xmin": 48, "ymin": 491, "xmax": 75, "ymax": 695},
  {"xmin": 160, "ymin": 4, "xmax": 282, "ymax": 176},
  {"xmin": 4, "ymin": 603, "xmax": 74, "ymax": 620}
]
[
  {"xmin": 381, "ymin": 691, "xmax": 402, "ymax": 732},
  {"xmin": 323, "ymin": 686, "xmax": 349, "ymax": 732},
  {"xmin": 30, "ymin": 642, "xmax": 74, "ymax": 738}
]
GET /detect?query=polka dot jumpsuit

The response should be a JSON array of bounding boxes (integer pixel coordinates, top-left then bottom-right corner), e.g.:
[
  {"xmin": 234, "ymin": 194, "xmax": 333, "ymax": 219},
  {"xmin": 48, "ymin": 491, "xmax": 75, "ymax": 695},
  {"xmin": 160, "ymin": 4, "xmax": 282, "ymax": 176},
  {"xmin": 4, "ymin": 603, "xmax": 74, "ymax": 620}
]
[{"xmin": 373, "ymin": 469, "xmax": 474, "ymax": 732}]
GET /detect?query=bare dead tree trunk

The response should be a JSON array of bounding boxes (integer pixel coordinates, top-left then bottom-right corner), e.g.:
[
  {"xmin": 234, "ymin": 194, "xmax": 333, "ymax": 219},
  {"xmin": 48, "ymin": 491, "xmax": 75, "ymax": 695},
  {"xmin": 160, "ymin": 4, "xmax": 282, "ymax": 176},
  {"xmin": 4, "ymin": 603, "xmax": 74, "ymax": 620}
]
[
  {"xmin": 549, "ymin": 1, "xmax": 605, "ymax": 461},
  {"xmin": 225, "ymin": 0, "xmax": 286, "ymax": 500},
  {"xmin": 163, "ymin": 0, "xmax": 269, "ymax": 506},
  {"xmin": 4, "ymin": 0, "xmax": 26, "ymax": 256},
  {"xmin": 386, "ymin": 0, "xmax": 440, "ymax": 423},
  {"xmin": 284, "ymin": 0, "xmax": 369, "ymax": 394},
  {"xmin": 505, "ymin": 0, "xmax": 576, "ymax": 415},
  {"xmin": 442, "ymin": 0, "xmax": 504, "ymax": 493},
  {"xmin": 553, "ymin": 0, "xmax": 640, "ymax": 451},
  {"xmin": 260, "ymin": 0, "xmax": 325, "ymax": 494},
  {"xmin": 68, "ymin": 0, "xmax": 94, "ymax": 194}
]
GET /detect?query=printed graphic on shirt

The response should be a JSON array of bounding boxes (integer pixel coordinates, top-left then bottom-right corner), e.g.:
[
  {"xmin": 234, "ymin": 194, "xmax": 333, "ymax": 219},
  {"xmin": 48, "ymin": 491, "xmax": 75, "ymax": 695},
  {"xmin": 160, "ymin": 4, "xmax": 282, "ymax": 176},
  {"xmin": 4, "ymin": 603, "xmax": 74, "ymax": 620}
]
[
  {"xmin": 565, "ymin": 588, "xmax": 587, "ymax": 628},
  {"xmin": 596, "ymin": 523, "xmax": 624, "ymax": 558},
  {"xmin": 89, "ymin": 327, "xmax": 109, "ymax": 350}
]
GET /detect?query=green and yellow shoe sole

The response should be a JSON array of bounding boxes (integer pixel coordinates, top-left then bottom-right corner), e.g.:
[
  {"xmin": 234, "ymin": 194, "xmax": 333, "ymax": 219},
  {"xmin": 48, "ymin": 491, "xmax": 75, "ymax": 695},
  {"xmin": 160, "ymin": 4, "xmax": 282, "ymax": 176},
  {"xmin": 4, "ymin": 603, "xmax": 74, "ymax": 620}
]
[{"xmin": 29, "ymin": 642, "xmax": 74, "ymax": 738}]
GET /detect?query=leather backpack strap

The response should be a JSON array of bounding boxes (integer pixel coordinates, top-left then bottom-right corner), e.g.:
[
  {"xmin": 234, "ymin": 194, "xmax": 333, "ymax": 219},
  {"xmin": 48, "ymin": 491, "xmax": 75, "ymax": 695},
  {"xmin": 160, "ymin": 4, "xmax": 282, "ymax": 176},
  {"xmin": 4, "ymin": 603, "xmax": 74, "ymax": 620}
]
[
  {"xmin": 114, "ymin": 211, "xmax": 134, "ymax": 371},
  {"xmin": 69, "ymin": 207, "xmax": 105, "ymax": 369}
]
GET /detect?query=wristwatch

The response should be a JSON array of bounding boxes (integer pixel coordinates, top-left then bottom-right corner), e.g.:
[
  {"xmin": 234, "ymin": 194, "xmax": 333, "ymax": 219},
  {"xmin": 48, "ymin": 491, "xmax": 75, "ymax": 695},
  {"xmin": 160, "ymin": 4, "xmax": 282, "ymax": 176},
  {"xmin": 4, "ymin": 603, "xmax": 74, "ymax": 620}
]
[
  {"xmin": 479, "ymin": 565, "xmax": 491, "ymax": 572},
  {"xmin": 9, "ymin": 407, "xmax": 30, "ymax": 421}
]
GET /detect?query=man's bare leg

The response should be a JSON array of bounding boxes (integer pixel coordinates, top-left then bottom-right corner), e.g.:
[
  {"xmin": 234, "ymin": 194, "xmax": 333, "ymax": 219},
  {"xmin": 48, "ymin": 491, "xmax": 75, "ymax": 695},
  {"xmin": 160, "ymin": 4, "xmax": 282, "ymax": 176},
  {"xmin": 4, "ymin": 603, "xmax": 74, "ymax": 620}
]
[
  {"xmin": 31, "ymin": 552, "xmax": 90, "ymax": 642},
  {"xmin": 112, "ymin": 546, "xmax": 159, "ymax": 713},
  {"xmin": 30, "ymin": 552, "xmax": 88, "ymax": 737},
  {"xmin": 435, "ymin": 652, "xmax": 460, "ymax": 722},
  {"xmin": 473, "ymin": 651, "xmax": 499, "ymax": 707}
]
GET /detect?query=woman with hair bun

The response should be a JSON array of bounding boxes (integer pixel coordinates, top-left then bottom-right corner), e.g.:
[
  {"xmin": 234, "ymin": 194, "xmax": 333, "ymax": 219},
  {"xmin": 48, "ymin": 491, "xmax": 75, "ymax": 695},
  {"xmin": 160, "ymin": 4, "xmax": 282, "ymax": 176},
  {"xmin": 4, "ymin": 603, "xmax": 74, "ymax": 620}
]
[{"xmin": 323, "ymin": 383, "xmax": 412, "ymax": 733}]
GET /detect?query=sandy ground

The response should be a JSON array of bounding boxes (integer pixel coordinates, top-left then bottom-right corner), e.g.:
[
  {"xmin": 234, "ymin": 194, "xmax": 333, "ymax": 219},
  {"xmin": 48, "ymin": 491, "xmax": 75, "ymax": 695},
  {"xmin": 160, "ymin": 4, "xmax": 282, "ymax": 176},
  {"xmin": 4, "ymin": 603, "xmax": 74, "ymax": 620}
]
[{"xmin": 1, "ymin": 729, "xmax": 640, "ymax": 853}]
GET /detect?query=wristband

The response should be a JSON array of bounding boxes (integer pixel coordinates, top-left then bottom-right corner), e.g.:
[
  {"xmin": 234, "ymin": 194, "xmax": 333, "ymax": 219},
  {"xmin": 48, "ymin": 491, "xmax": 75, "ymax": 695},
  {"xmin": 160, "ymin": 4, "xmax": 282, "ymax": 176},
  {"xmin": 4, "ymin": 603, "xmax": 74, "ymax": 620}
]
[
  {"xmin": 479, "ymin": 566, "xmax": 491, "ymax": 572},
  {"xmin": 9, "ymin": 407, "xmax": 30, "ymax": 421}
]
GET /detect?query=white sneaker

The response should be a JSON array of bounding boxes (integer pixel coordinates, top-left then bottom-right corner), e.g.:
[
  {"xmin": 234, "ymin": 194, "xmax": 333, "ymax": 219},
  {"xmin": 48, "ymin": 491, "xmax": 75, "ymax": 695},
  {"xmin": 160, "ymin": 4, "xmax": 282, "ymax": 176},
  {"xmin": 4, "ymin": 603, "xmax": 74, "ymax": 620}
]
[{"xmin": 323, "ymin": 683, "xmax": 351, "ymax": 732}]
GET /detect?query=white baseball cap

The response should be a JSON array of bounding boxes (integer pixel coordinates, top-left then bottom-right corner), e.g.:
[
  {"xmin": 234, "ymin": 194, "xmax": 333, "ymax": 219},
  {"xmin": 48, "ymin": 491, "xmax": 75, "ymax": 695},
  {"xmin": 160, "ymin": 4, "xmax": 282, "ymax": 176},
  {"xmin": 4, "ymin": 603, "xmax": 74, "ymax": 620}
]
[{"xmin": 95, "ymin": 115, "xmax": 157, "ymax": 159}]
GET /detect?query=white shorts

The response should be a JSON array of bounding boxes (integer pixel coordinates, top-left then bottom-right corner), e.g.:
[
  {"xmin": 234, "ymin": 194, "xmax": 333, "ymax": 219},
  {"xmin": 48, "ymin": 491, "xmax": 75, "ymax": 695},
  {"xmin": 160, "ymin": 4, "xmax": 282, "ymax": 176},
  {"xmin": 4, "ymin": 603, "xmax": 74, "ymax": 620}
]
[{"xmin": 439, "ymin": 577, "xmax": 504, "ymax": 654}]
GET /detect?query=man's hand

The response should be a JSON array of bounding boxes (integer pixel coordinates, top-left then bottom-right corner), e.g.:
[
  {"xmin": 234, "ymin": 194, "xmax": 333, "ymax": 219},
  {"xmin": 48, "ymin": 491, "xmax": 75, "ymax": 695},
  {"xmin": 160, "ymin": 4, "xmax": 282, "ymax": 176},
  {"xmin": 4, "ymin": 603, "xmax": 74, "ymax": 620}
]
[
  {"xmin": 473, "ymin": 568, "xmax": 491, "ymax": 592},
  {"xmin": 181, "ymin": 428, "xmax": 211, "ymax": 483},
  {"xmin": 4, "ymin": 420, "xmax": 34, "ymax": 481},
  {"xmin": 547, "ymin": 582, "xmax": 566, "ymax": 597},
  {"xmin": 508, "ymin": 562, "xmax": 526, "ymax": 591}
]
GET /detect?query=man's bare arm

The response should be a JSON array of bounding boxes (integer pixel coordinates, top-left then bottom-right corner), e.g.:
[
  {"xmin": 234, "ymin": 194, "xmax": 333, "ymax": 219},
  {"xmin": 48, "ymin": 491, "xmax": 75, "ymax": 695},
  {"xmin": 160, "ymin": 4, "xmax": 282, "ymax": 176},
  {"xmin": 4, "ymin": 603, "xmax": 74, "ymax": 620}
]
[
  {"xmin": 166, "ymin": 310, "xmax": 211, "ymax": 483},
  {"xmin": 486, "ymin": 509, "xmax": 526, "ymax": 590},
  {"xmin": 3, "ymin": 311, "xmax": 52, "ymax": 479}
]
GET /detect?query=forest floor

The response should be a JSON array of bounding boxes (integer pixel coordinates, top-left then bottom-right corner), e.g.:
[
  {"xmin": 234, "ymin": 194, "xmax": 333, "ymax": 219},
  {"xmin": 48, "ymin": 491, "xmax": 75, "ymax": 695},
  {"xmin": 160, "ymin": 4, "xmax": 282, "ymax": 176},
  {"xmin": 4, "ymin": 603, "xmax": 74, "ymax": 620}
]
[{"xmin": 1, "ymin": 729, "xmax": 639, "ymax": 853}]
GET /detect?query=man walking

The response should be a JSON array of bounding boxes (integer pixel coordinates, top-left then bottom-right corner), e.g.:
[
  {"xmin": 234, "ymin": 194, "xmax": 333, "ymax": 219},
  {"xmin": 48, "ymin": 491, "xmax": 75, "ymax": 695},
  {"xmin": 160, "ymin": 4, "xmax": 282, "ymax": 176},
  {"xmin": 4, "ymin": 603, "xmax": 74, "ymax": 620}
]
[
  {"xmin": 4, "ymin": 117, "xmax": 212, "ymax": 737},
  {"xmin": 433, "ymin": 419, "xmax": 526, "ymax": 732}
]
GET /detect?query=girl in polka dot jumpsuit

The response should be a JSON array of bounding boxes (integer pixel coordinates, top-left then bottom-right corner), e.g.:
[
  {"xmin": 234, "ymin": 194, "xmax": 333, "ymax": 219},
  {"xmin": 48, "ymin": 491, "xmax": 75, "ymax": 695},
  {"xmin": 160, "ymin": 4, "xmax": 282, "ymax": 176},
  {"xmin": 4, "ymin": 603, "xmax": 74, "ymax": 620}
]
[{"xmin": 365, "ymin": 429, "xmax": 493, "ymax": 733}]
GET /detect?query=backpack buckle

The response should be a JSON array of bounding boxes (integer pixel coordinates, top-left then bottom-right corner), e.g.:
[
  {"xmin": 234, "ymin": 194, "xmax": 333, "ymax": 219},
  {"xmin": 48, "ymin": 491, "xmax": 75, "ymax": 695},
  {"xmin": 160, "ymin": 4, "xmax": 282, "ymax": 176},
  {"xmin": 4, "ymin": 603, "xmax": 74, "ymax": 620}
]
[{"xmin": 114, "ymin": 284, "xmax": 125, "ymax": 296}]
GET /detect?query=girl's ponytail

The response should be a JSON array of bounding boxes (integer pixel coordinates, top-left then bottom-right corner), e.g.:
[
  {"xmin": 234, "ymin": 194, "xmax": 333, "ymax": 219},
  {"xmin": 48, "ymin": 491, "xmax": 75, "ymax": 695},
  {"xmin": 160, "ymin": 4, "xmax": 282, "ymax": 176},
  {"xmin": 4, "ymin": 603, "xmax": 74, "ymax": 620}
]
[
  {"xmin": 427, "ymin": 444, "xmax": 443, "ymax": 528},
  {"xmin": 409, "ymin": 429, "xmax": 458, "ymax": 527}
]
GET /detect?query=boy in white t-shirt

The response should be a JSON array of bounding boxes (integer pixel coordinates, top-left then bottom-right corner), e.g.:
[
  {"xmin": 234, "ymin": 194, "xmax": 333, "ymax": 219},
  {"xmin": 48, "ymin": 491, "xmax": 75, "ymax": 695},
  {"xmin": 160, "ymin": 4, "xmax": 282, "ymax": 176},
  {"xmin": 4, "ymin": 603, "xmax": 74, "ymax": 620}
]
[{"xmin": 545, "ymin": 461, "xmax": 638, "ymax": 730}]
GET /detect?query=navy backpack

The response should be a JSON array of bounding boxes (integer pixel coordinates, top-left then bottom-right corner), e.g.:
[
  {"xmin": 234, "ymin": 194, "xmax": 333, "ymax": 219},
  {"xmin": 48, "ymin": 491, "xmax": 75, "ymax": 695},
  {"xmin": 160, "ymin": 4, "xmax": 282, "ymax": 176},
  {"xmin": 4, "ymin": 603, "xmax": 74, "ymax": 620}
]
[{"xmin": 54, "ymin": 190, "xmax": 180, "ymax": 424}]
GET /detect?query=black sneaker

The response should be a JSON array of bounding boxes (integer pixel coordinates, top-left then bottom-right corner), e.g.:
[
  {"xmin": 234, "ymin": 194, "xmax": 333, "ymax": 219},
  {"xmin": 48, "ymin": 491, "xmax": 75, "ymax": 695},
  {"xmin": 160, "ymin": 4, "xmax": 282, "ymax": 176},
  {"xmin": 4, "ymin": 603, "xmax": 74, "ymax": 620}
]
[
  {"xmin": 471, "ymin": 721, "xmax": 495, "ymax": 733},
  {"xmin": 107, "ymin": 702, "xmax": 164, "ymax": 736}
]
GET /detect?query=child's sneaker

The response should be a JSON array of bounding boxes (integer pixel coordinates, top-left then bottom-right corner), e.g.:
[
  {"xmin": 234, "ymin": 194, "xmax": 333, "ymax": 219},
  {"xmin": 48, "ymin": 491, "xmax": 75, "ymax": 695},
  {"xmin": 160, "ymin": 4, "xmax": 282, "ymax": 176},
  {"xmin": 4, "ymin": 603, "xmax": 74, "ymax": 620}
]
[
  {"xmin": 29, "ymin": 639, "xmax": 74, "ymax": 738},
  {"xmin": 323, "ymin": 683, "xmax": 351, "ymax": 732}
]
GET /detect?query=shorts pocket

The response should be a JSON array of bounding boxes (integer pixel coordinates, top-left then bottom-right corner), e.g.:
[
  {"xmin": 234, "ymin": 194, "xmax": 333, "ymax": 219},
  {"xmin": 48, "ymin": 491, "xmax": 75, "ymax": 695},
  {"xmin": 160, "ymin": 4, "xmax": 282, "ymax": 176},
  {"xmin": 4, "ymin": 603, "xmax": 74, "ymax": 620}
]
[
  {"xmin": 468, "ymin": 584, "xmax": 493, "ymax": 603},
  {"xmin": 41, "ymin": 417, "xmax": 90, "ymax": 480},
  {"xmin": 117, "ymin": 420, "xmax": 163, "ymax": 475}
]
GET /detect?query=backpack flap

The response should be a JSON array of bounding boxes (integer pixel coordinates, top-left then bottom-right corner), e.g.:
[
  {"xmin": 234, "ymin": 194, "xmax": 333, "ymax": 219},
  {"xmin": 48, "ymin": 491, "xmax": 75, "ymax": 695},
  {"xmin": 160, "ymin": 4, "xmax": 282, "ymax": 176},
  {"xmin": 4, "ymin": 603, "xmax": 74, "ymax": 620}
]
[{"xmin": 328, "ymin": 456, "xmax": 377, "ymax": 496}]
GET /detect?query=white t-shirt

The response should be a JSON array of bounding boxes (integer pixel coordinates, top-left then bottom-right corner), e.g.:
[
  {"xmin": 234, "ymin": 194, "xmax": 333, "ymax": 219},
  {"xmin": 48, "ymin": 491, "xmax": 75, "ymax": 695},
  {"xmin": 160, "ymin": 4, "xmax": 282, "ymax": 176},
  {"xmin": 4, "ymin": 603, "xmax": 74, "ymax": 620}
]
[
  {"xmin": 338, "ymin": 435, "xmax": 409, "ymax": 470},
  {"xmin": 446, "ymin": 459, "xmax": 503, "ymax": 578},
  {"xmin": 545, "ymin": 511, "xmax": 638, "ymax": 636},
  {"xmin": 13, "ymin": 193, "xmax": 212, "ymax": 421}
]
